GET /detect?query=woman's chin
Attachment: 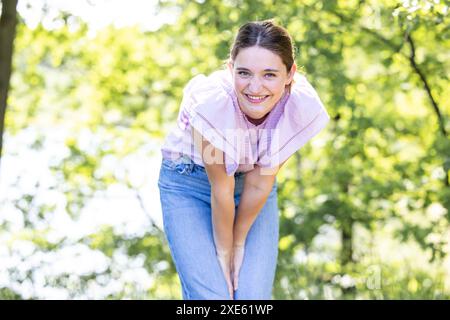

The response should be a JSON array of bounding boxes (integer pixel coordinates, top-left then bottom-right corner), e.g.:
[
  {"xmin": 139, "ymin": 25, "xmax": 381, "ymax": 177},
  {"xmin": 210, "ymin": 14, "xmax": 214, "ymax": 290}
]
[
  {"xmin": 244, "ymin": 110, "xmax": 269, "ymax": 122},
  {"xmin": 245, "ymin": 106, "xmax": 268, "ymax": 117}
]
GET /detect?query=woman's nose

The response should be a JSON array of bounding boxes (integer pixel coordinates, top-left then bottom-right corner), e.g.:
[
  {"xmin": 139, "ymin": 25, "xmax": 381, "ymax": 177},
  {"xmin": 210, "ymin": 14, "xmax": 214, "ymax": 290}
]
[{"xmin": 248, "ymin": 77, "xmax": 263, "ymax": 93}]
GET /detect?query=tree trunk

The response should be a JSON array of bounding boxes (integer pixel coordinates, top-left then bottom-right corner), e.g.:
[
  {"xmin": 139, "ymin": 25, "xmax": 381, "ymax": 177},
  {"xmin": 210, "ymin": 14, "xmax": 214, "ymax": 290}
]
[
  {"xmin": 341, "ymin": 216, "xmax": 356, "ymax": 297},
  {"xmin": 0, "ymin": 0, "xmax": 18, "ymax": 168},
  {"xmin": 341, "ymin": 218, "xmax": 353, "ymax": 265}
]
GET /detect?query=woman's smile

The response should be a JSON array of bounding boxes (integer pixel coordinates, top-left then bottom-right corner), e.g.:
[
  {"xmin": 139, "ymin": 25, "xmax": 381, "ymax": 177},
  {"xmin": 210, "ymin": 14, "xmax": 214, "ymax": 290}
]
[{"xmin": 244, "ymin": 94, "xmax": 270, "ymax": 104}]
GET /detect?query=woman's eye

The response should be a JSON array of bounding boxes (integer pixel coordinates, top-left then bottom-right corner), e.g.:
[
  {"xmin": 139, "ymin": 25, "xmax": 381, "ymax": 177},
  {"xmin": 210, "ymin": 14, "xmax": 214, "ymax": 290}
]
[{"xmin": 237, "ymin": 71, "xmax": 276, "ymax": 78}]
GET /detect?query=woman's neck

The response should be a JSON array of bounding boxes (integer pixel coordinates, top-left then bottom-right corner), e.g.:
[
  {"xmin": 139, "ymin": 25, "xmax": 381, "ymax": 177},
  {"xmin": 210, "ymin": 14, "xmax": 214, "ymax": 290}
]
[{"xmin": 245, "ymin": 112, "xmax": 269, "ymax": 126}]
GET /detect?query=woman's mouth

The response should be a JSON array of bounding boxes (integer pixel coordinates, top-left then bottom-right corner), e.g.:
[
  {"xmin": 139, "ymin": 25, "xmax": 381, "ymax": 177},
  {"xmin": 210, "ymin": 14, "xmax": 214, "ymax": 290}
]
[{"xmin": 244, "ymin": 94, "xmax": 270, "ymax": 104}]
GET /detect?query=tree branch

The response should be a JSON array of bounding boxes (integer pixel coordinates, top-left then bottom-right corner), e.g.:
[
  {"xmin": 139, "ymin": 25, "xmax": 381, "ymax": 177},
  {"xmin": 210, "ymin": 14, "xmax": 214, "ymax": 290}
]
[
  {"xmin": 405, "ymin": 32, "xmax": 447, "ymax": 138},
  {"xmin": 134, "ymin": 189, "xmax": 163, "ymax": 232},
  {"xmin": 405, "ymin": 32, "xmax": 449, "ymax": 187}
]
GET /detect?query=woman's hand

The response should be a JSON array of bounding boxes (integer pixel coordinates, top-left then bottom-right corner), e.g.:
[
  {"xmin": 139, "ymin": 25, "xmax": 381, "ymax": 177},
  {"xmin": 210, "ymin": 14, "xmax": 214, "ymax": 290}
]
[
  {"xmin": 216, "ymin": 249, "xmax": 234, "ymax": 300},
  {"xmin": 231, "ymin": 244, "xmax": 245, "ymax": 291}
]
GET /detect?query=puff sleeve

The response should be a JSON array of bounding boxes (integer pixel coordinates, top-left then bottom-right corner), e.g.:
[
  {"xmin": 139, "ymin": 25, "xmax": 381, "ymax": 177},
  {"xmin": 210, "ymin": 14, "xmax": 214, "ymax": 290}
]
[{"xmin": 181, "ymin": 71, "xmax": 241, "ymax": 176}]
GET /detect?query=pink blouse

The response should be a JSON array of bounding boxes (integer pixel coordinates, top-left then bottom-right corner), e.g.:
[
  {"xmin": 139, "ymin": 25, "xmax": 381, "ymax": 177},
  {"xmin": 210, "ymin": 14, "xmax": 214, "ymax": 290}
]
[{"xmin": 161, "ymin": 69, "xmax": 330, "ymax": 176}]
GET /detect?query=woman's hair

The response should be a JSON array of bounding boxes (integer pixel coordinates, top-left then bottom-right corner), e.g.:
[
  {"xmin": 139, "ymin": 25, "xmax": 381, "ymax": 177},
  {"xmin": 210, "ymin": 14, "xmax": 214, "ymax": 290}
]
[{"xmin": 227, "ymin": 19, "xmax": 296, "ymax": 92}]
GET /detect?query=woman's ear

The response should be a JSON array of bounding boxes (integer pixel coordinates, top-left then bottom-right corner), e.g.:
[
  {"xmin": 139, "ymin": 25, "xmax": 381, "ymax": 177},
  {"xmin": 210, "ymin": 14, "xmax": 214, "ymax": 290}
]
[
  {"xmin": 227, "ymin": 60, "xmax": 234, "ymax": 74},
  {"xmin": 287, "ymin": 63, "xmax": 297, "ymax": 85}
]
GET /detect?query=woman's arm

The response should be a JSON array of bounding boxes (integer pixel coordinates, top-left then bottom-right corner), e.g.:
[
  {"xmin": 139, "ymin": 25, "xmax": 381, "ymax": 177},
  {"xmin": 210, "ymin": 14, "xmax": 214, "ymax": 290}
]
[
  {"xmin": 233, "ymin": 162, "xmax": 286, "ymax": 246},
  {"xmin": 192, "ymin": 127, "xmax": 235, "ymax": 298},
  {"xmin": 192, "ymin": 127, "xmax": 235, "ymax": 254}
]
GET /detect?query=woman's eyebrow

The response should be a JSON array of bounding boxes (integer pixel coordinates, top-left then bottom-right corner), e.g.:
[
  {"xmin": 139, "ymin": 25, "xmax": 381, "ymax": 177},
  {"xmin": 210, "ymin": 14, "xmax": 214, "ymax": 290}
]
[{"xmin": 236, "ymin": 67, "xmax": 280, "ymax": 72}]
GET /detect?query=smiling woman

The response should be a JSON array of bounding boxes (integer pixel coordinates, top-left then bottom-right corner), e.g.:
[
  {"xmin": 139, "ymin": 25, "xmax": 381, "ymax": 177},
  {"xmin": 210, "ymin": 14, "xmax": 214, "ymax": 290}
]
[{"xmin": 158, "ymin": 19, "xmax": 330, "ymax": 300}]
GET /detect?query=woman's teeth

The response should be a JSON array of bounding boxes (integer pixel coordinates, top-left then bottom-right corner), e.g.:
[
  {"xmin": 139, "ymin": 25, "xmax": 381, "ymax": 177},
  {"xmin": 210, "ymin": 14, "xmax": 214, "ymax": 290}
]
[{"xmin": 245, "ymin": 94, "xmax": 269, "ymax": 103}]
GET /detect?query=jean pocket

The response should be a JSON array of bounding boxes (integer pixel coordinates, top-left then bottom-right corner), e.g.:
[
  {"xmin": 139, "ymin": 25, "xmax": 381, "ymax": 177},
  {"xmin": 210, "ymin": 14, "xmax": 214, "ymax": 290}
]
[{"xmin": 161, "ymin": 159, "xmax": 177, "ymax": 170}]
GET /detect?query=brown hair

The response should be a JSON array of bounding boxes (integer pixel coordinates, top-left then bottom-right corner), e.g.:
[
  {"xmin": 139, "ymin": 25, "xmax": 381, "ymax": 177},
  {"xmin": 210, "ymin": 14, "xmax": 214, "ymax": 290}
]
[{"xmin": 227, "ymin": 19, "xmax": 296, "ymax": 92}]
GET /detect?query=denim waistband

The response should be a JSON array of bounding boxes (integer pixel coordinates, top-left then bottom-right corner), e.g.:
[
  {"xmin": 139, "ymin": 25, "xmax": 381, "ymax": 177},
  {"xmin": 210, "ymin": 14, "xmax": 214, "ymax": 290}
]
[
  {"xmin": 161, "ymin": 155, "xmax": 202, "ymax": 175},
  {"xmin": 162, "ymin": 154, "xmax": 245, "ymax": 177}
]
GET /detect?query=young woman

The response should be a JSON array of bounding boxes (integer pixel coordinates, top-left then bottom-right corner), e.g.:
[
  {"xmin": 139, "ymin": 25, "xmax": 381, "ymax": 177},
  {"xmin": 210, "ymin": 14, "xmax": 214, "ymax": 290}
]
[{"xmin": 158, "ymin": 20, "xmax": 330, "ymax": 300}]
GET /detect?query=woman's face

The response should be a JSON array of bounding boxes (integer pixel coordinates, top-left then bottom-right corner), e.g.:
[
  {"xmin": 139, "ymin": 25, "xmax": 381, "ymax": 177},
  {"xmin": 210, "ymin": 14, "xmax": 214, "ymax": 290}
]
[{"xmin": 228, "ymin": 46, "xmax": 296, "ymax": 121}]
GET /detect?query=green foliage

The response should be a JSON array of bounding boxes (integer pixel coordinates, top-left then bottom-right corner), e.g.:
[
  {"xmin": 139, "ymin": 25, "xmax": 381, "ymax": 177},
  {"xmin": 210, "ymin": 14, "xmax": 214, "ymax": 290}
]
[
  {"xmin": 0, "ymin": 287, "xmax": 22, "ymax": 300},
  {"xmin": 1, "ymin": 0, "xmax": 449, "ymax": 299}
]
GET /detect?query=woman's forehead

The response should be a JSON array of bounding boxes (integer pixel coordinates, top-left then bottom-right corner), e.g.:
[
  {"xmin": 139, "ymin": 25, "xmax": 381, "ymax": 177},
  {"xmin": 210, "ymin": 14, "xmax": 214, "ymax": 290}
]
[{"xmin": 233, "ymin": 46, "xmax": 285, "ymax": 71}]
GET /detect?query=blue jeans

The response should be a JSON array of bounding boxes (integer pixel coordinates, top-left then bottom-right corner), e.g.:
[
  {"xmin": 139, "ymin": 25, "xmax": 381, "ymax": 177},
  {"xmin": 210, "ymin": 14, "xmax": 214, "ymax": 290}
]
[{"xmin": 157, "ymin": 155, "xmax": 279, "ymax": 300}]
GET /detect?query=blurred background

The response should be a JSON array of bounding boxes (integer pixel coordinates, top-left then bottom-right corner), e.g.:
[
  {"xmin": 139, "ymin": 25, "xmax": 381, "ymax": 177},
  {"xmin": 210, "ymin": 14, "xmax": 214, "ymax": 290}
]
[{"xmin": 0, "ymin": 0, "xmax": 449, "ymax": 299}]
